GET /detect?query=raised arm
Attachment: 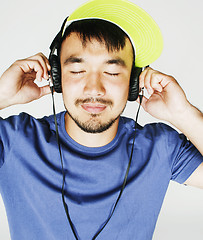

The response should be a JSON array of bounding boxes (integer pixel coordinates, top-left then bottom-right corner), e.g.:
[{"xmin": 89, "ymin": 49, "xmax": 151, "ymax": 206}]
[{"xmin": 139, "ymin": 67, "xmax": 203, "ymax": 188}]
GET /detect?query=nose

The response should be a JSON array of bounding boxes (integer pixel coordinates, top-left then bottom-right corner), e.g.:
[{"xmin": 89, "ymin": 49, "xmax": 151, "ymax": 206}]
[{"xmin": 83, "ymin": 72, "xmax": 106, "ymax": 97}]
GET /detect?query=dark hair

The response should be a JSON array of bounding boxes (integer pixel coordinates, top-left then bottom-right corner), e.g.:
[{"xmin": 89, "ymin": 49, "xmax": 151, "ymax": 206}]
[{"xmin": 58, "ymin": 19, "xmax": 134, "ymax": 57}]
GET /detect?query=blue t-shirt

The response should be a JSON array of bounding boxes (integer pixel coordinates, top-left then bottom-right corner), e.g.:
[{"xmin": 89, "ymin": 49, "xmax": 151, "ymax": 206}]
[{"xmin": 0, "ymin": 112, "xmax": 202, "ymax": 240}]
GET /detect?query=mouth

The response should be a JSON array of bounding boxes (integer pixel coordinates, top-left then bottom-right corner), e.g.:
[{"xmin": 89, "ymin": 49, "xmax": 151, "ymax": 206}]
[{"xmin": 81, "ymin": 103, "xmax": 107, "ymax": 114}]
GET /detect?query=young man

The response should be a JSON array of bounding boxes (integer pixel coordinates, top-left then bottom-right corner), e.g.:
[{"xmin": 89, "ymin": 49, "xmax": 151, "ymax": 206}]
[{"xmin": 0, "ymin": 0, "xmax": 202, "ymax": 239}]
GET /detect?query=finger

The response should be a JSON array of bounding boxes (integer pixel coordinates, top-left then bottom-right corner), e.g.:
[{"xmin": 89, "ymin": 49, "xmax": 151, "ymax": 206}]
[
  {"xmin": 139, "ymin": 67, "xmax": 150, "ymax": 89},
  {"xmin": 142, "ymin": 68, "xmax": 154, "ymax": 95},
  {"xmin": 141, "ymin": 68, "xmax": 170, "ymax": 94},
  {"xmin": 28, "ymin": 53, "xmax": 50, "ymax": 79},
  {"xmin": 39, "ymin": 53, "xmax": 51, "ymax": 77},
  {"xmin": 150, "ymin": 72, "xmax": 172, "ymax": 93},
  {"xmin": 39, "ymin": 85, "xmax": 52, "ymax": 98},
  {"xmin": 15, "ymin": 59, "xmax": 44, "ymax": 81},
  {"xmin": 28, "ymin": 53, "xmax": 48, "ymax": 80},
  {"xmin": 38, "ymin": 52, "xmax": 51, "ymax": 70},
  {"xmin": 150, "ymin": 75, "xmax": 163, "ymax": 93}
]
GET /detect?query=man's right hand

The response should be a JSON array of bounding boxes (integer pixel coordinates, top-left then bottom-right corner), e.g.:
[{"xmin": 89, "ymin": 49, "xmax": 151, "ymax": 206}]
[{"xmin": 0, "ymin": 53, "xmax": 52, "ymax": 109}]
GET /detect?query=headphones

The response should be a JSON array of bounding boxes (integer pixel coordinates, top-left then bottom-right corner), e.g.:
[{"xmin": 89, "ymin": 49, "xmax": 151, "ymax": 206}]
[{"xmin": 49, "ymin": 17, "xmax": 145, "ymax": 101}]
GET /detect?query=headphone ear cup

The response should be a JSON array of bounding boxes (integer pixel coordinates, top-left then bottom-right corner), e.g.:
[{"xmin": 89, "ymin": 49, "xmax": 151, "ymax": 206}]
[
  {"xmin": 49, "ymin": 54, "xmax": 62, "ymax": 93},
  {"xmin": 128, "ymin": 66, "xmax": 142, "ymax": 101}
]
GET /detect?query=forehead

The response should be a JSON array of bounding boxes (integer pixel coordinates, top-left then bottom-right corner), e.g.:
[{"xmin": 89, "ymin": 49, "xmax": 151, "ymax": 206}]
[{"xmin": 60, "ymin": 32, "xmax": 134, "ymax": 63}]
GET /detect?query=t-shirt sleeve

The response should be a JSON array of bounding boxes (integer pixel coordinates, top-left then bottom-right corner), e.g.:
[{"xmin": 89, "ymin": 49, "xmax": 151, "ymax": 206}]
[
  {"xmin": 161, "ymin": 123, "xmax": 203, "ymax": 184},
  {"xmin": 0, "ymin": 113, "xmax": 28, "ymax": 168}
]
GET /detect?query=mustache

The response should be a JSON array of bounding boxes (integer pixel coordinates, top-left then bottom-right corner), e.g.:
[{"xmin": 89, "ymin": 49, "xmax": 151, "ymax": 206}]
[{"xmin": 75, "ymin": 97, "xmax": 113, "ymax": 106}]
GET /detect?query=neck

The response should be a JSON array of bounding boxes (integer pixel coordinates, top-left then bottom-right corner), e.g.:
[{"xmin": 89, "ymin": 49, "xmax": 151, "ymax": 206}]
[{"xmin": 64, "ymin": 113, "xmax": 120, "ymax": 147}]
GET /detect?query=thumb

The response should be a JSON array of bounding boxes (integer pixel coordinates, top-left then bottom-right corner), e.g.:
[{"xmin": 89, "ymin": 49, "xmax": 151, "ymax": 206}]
[{"xmin": 39, "ymin": 85, "xmax": 52, "ymax": 98}]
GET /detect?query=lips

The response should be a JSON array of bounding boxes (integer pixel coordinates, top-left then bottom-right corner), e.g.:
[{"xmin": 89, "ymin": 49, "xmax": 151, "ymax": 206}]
[{"xmin": 81, "ymin": 103, "xmax": 107, "ymax": 114}]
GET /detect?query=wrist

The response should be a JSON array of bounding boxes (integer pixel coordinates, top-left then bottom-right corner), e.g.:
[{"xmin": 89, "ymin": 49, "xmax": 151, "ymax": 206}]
[
  {"xmin": 0, "ymin": 98, "xmax": 13, "ymax": 110},
  {"xmin": 170, "ymin": 103, "xmax": 203, "ymax": 133},
  {"xmin": 0, "ymin": 89, "xmax": 18, "ymax": 110}
]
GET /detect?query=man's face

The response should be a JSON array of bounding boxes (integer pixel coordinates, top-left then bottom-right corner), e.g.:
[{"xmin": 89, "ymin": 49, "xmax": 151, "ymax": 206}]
[{"xmin": 60, "ymin": 32, "xmax": 134, "ymax": 134}]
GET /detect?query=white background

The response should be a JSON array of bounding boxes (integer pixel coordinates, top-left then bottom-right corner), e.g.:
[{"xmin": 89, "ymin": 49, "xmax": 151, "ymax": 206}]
[{"xmin": 0, "ymin": 0, "xmax": 203, "ymax": 239}]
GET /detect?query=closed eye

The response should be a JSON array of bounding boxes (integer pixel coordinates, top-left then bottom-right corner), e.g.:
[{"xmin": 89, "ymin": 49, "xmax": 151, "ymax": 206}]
[
  {"xmin": 70, "ymin": 71, "xmax": 85, "ymax": 75},
  {"xmin": 105, "ymin": 72, "xmax": 120, "ymax": 77}
]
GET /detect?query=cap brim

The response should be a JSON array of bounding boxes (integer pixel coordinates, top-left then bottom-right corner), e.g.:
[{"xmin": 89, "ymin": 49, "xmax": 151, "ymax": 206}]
[{"xmin": 65, "ymin": 0, "xmax": 163, "ymax": 67}]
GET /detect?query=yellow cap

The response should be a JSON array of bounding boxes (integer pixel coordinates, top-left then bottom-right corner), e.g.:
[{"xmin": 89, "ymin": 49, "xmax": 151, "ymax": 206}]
[{"xmin": 63, "ymin": 0, "xmax": 163, "ymax": 67}]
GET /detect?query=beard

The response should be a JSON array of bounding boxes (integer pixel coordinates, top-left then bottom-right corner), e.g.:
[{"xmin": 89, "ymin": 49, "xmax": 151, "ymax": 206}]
[
  {"xmin": 65, "ymin": 97, "xmax": 126, "ymax": 134},
  {"xmin": 66, "ymin": 111, "xmax": 119, "ymax": 133}
]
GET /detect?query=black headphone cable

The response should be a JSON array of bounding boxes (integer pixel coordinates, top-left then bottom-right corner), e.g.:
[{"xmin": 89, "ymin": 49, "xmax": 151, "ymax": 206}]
[{"xmin": 49, "ymin": 78, "xmax": 144, "ymax": 240}]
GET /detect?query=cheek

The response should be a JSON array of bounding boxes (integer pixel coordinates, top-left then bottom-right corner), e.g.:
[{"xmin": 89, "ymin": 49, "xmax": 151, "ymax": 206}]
[
  {"xmin": 108, "ymin": 81, "xmax": 129, "ymax": 101},
  {"xmin": 105, "ymin": 83, "xmax": 129, "ymax": 114},
  {"xmin": 61, "ymin": 81, "xmax": 78, "ymax": 108},
  {"xmin": 61, "ymin": 75, "xmax": 82, "ymax": 97}
]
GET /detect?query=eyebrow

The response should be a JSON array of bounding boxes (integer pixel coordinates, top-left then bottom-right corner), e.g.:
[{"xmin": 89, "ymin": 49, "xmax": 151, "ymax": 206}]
[
  {"xmin": 63, "ymin": 56, "xmax": 84, "ymax": 65},
  {"xmin": 63, "ymin": 56, "xmax": 127, "ymax": 67},
  {"xmin": 105, "ymin": 58, "xmax": 127, "ymax": 67}
]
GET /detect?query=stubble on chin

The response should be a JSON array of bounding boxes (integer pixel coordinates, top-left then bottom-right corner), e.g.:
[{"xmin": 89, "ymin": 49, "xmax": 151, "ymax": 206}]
[
  {"xmin": 66, "ymin": 110, "xmax": 119, "ymax": 133},
  {"xmin": 65, "ymin": 97, "xmax": 127, "ymax": 133}
]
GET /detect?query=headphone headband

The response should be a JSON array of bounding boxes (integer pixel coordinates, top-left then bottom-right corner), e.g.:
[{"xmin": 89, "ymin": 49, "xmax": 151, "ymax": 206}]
[{"xmin": 50, "ymin": 16, "xmax": 69, "ymax": 54}]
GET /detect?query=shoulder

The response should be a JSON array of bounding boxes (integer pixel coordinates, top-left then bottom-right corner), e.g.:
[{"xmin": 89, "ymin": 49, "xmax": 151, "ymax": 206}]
[
  {"xmin": 120, "ymin": 116, "xmax": 187, "ymax": 153},
  {"xmin": 120, "ymin": 116, "xmax": 178, "ymax": 139},
  {"xmin": 0, "ymin": 111, "xmax": 65, "ymax": 133}
]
